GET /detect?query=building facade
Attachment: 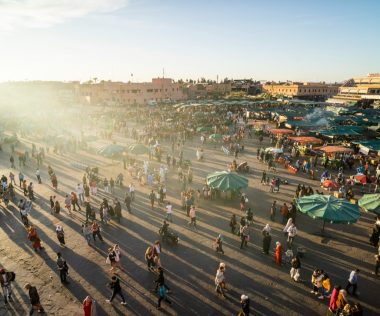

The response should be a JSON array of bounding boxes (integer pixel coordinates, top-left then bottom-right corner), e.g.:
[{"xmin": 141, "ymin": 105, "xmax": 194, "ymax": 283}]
[
  {"xmin": 262, "ymin": 82, "xmax": 339, "ymax": 100},
  {"xmin": 76, "ymin": 78, "xmax": 185, "ymax": 106},
  {"xmin": 327, "ymin": 74, "xmax": 380, "ymax": 104},
  {"xmin": 182, "ymin": 82, "xmax": 232, "ymax": 99}
]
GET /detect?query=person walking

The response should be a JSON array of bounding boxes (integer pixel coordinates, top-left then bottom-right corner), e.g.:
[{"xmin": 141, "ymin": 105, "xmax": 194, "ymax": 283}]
[
  {"xmin": 261, "ymin": 170, "xmax": 267, "ymax": 184},
  {"xmin": 24, "ymin": 283, "xmax": 45, "ymax": 315},
  {"xmin": 129, "ymin": 183, "xmax": 135, "ymax": 201},
  {"xmin": 149, "ymin": 190, "xmax": 155, "ymax": 209},
  {"xmin": 240, "ymin": 224, "xmax": 249, "ymax": 249},
  {"xmin": 374, "ymin": 254, "xmax": 380, "ymax": 276},
  {"xmin": 240, "ymin": 294, "xmax": 250, "ymax": 315},
  {"xmin": 71, "ymin": 192, "xmax": 81, "ymax": 211},
  {"xmin": 157, "ymin": 284, "xmax": 172, "ymax": 310},
  {"xmin": 18, "ymin": 171, "xmax": 24, "ymax": 187},
  {"xmin": 214, "ymin": 263, "xmax": 226, "ymax": 298},
  {"xmin": 124, "ymin": 193, "xmax": 132, "ymax": 213},
  {"xmin": 275, "ymin": 241, "xmax": 282, "ymax": 266},
  {"xmin": 229, "ymin": 214, "xmax": 237, "ymax": 234},
  {"xmin": 214, "ymin": 234, "xmax": 225, "ymax": 254},
  {"xmin": 188, "ymin": 205, "xmax": 197, "ymax": 231},
  {"xmin": 83, "ymin": 295, "xmax": 97, "ymax": 316},
  {"xmin": 35, "ymin": 169, "xmax": 42, "ymax": 184},
  {"xmin": 280, "ymin": 203, "xmax": 289, "ymax": 224},
  {"xmin": 145, "ymin": 246, "xmax": 155, "ymax": 271},
  {"xmin": 290, "ymin": 255, "xmax": 301, "ymax": 282},
  {"xmin": 113, "ymin": 199, "xmax": 122, "ymax": 223},
  {"xmin": 81, "ymin": 223, "xmax": 92, "ymax": 245},
  {"xmin": 286, "ymin": 223, "xmax": 297, "ymax": 249},
  {"xmin": 270, "ymin": 201, "xmax": 276, "ymax": 221},
  {"xmin": 345, "ymin": 269, "xmax": 359, "ymax": 296},
  {"xmin": 56, "ymin": 252, "xmax": 69, "ymax": 284},
  {"xmin": 165, "ymin": 201, "xmax": 173, "ymax": 222},
  {"xmin": 0, "ymin": 268, "xmax": 15, "ymax": 304},
  {"xmin": 76, "ymin": 184, "xmax": 85, "ymax": 205},
  {"xmin": 56, "ymin": 225, "xmax": 66, "ymax": 247},
  {"xmin": 92, "ymin": 220, "xmax": 104, "ymax": 242},
  {"xmin": 105, "ymin": 276, "xmax": 127, "ymax": 305},
  {"xmin": 262, "ymin": 230, "xmax": 272, "ymax": 255},
  {"xmin": 154, "ymin": 267, "xmax": 171, "ymax": 293},
  {"xmin": 106, "ymin": 247, "xmax": 119, "ymax": 273},
  {"xmin": 27, "ymin": 226, "xmax": 43, "ymax": 252}
]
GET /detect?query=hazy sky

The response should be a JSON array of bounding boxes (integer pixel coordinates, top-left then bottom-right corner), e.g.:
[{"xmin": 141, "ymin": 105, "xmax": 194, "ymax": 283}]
[{"xmin": 0, "ymin": 0, "xmax": 379, "ymax": 83}]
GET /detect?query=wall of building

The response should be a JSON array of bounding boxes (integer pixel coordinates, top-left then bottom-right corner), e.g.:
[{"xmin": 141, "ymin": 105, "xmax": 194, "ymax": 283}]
[
  {"xmin": 77, "ymin": 78, "xmax": 185, "ymax": 106},
  {"xmin": 262, "ymin": 83, "xmax": 339, "ymax": 99}
]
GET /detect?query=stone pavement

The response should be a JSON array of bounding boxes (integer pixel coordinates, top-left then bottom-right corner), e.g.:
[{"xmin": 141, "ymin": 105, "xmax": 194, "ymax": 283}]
[{"xmin": 0, "ymin": 133, "xmax": 379, "ymax": 316}]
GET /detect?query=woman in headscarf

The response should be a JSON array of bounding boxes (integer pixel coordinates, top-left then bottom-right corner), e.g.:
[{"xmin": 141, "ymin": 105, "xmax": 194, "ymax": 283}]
[
  {"xmin": 328, "ymin": 285, "xmax": 341, "ymax": 314},
  {"xmin": 275, "ymin": 241, "xmax": 282, "ymax": 265},
  {"xmin": 55, "ymin": 225, "xmax": 65, "ymax": 247},
  {"xmin": 335, "ymin": 289, "xmax": 348, "ymax": 313},
  {"xmin": 83, "ymin": 295, "xmax": 97, "ymax": 316},
  {"xmin": 262, "ymin": 224, "xmax": 272, "ymax": 255}
]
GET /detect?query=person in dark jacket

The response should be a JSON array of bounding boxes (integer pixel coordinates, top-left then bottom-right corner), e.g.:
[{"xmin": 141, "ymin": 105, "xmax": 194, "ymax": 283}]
[
  {"xmin": 262, "ymin": 231, "xmax": 272, "ymax": 255},
  {"xmin": 56, "ymin": 252, "xmax": 69, "ymax": 284},
  {"xmin": 114, "ymin": 199, "xmax": 122, "ymax": 223},
  {"xmin": 124, "ymin": 194, "xmax": 132, "ymax": 213},
  {"xmin": 240, "ymin": 294, "xmax": 250, "ymax": 315},
  {"xmin": 154, "ymin": 267, "xmax": 171, "ymax": 292},
  {"xmin": 24, "ymin": 283, "xmax": 44, "ymax": 315},
  {"xmin": 106, "ymin": 276, "xmax": 126, "ymax": 305}
]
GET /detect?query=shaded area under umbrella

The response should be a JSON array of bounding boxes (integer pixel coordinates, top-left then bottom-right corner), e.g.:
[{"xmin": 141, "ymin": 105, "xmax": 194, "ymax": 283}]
[
  {"xmin": 296, "ymin": 194, "xmax": 360, "ymax": 233},
  {"xmin": 127, "ymin": 144, "xmax": 149, "ymax": 155},
  {"xmin": 359, "ymin": 194, "xmax": 380, "ymax": 216},
  {"xmin": 206, "ymin": 171, "xmax": 248, "ymax": 192},
  {"xmin": 97, "ymin": 144, "xmax": 126, "ymax": 157}
]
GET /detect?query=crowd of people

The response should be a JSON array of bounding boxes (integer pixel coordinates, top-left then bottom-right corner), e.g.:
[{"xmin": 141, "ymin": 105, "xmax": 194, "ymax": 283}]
[{"xmin": 1, "ymin": 103, "xmax": 379, "ymax": 316}]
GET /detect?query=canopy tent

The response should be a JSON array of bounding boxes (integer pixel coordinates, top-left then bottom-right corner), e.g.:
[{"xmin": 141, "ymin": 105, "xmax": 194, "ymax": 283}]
[
  {"xmin": 97, "ymin": 144, "xmax": 126, "ymax": 157},
  {"xmin": 268, "ymin": 128, "xmax": 295, "ymax": 135},
  {"xmin": 318, "ymin": 126, "xmax": 365, "ymax": 137},
  {"xmin": 209, "ymin": 133, "xmax": 223, "ymax": 141},
  {"xmin": 358, "ymin": 194, "xmax": 380, "ymax": 216},
  {"xmin": 288, "ymin": 136, "xmax": 323, "ymax": 145},
  {"xmin": 127, "ymin": 144, "xmax": 149, "ymax": 155},
  {"xmin": 265, "ymin": 147, "xmax": 283, "ymax": 154},
  {"xmin": 206, "ymin": 171, "xmax": 248, "ymax": 191},
  {"xmin": 317, "ymin": 146, "xmax": 354, "ymax": 154},
  {"xmin": 196, "ymin": 126, "xmax": 213, "ymax": 133},
  {"xmin": 352, "ymin": 140, "xmax": 380, "ymax": 155},
  {"xmin": 296, "ymin": 194, "xmax": 360, "ymax": 232}
]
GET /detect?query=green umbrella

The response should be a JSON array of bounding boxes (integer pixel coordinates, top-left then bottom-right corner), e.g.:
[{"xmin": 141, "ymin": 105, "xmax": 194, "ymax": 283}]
[
  {"xmin": 296, "ymin": 194, "xmax": 360, "ymax": 232},
  {"xmin": 206, "ymin": 171, "xmax": 248, "ymax": 191},
  {"xmin": 209, "ymin": 133, "xmax": 223, "ymax": 140},
  {"xmin": 97, "ymin": 144, "xmax": 126, "ymax": 157},
  {"xmin": 359, "ymin": 194, "xmax": 380, "ymax": 215},
  {"xmin": 196, "ymin": 126, "xmax": 213, "ymax": 133},
  {"xmin": 128, "ymin": 144, "xmax": 149, "ymax": 155}
]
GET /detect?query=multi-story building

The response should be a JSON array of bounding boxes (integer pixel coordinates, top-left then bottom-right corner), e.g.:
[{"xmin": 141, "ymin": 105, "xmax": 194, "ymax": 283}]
[
  {"xmin": 262, "ymin": 82, "xmax": 339, "ymax": 101},
  {"xmin": 327, "ymin": 74, "xmax": 380, "ymax": 104},
  {"xmin": 76, "ymin": 78, "xmax": 185, "ymax": 106},
  {"xmin": 183, "ymin": 82, "xmax": 232, "ymax": 99}
]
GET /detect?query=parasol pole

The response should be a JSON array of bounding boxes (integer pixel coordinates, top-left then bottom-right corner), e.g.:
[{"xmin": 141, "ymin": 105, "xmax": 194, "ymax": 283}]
[{"xmin": 322, "ymin": 220, "xmax": 326, "ymax": 234}]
